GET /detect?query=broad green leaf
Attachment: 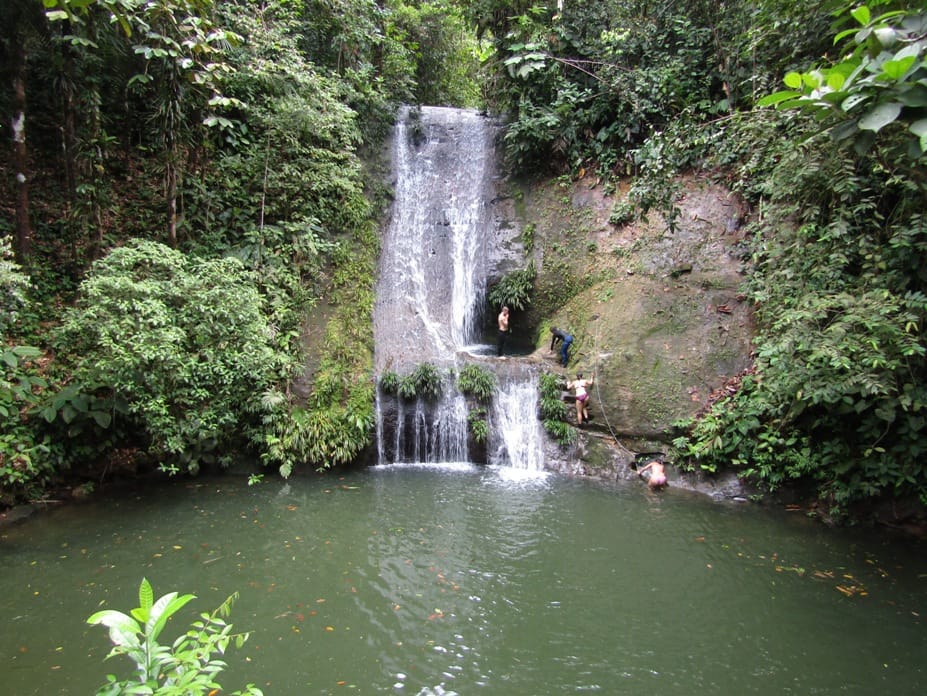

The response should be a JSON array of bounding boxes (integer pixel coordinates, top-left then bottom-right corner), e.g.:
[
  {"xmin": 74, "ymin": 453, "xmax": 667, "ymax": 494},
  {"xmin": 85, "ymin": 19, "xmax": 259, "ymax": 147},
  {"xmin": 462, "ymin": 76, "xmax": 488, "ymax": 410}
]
[
  {"xmin": 917, "ymin": 127, "xmax": 927, "ymax": 155},
  {"xmin": 116, "ymin": 16, "xmax": 133, "ymax": 37},
  {"xmin": 93, "ymin": 411, "xmax": 113, "ymax": 428},
  {"xmin": 148, "ymin": 592, "xmax": 196, "ymax": 642},
  {"xmin": 821, "ymin": 91, "xmax": 849, "ymax": 106},
  {"xmin": 893, "ymin": 44, "xmax": 922, "ymax": 62},
  {"xmin": 834, "ymin": 27, "xmax": 860, "ymax": 45},
  {"xmin": 783, "ymin": 71, "xmax": 802, "ymax": 89},
  {"xmin": 882, "ymin": 56, "xmax": 916, "ymax": 80},
  {"xmin": 87, "ymin": 610, "xmax": 141, "ymax": 648},
  {"xmin": 12, "ymin": 346, "xmax": 41, "ymax": 358},
  {"xmin": 858, "ymin": 102, "xmax": 902, "ymax": 131},
  {"xmin": 826, "ymin": 71, "xmax": 847, "ymax": 90},
  {"xmin": 138, "ymin": 579, "xmax": 153, "ymax": 612},
  {"xmin": 874, "ymin": 27, "xmax": 897, "ymax": 48},
  {"xmin": 61, "ymin": 404, "xmax": 76, "ymax": 424},
  {"xmin": 851, "ymin": 5, "xmax": 870, "ymax": 26},
  {"xmin": 898, "ymin": 84, "xmax": 927, "ymax": 107},
  {"xmin": 756, "ymin": 90, "xmax": 800, "ymax": 107},
  {"xmin": 137, "ymin": 577, "xmax": 154, "ymax": 620},
  {"xmin": 802, "ymin": 70, "xmax": 825, "ymax": 89},
  {"xmin": 841, "ymin": 93, "xmax": 870, "ymax": 111},
  {"xmin": 911, "ymin": 118, "xmax": 927, "ymax": 136}
]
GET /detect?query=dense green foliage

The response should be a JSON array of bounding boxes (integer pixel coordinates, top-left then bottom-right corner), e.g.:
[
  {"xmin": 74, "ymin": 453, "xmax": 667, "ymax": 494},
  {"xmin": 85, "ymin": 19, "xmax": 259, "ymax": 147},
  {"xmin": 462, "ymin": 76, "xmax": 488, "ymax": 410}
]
[
  {"xmin": 378, "ymin": 370, "xmax": 401, "ymax": 395},
  {"xmin": 666, "ymin": 2, "xmax": 927, "ymax": 517},
  {"xmin": 55, "ymin": 240, "xmax": 286, "ymax": 474},
  {"xmin": 467, "ymin": 405, "xmax": 489, "ymax": 444},
  {"xmin": 458, "ymin": 364, "xmax": 495, "ymax": 443},
  {"xmin": 471, "ymin": 0, "xmax": 834, "ymax": 175},
  {"xmin": 674, "ymin": 127, "xmax": 927, "ymax": 514},
  {"xmin": 471, "ymin": 0, "xmax": 927, "ymax": 517},
  {"xmin": 0, "ymin": 0, "xmax": 481, "ymax": 499},
  {"xmin": 398, "ymin": 362, "xmax": 443, "ymax": 401},
  {"xmin": 0, "ymin": 237, "xmax": 54, "ymax": 502},
  {"xmin": 88, "ymin": 578, "xmax": 261, "ymax": 695}
]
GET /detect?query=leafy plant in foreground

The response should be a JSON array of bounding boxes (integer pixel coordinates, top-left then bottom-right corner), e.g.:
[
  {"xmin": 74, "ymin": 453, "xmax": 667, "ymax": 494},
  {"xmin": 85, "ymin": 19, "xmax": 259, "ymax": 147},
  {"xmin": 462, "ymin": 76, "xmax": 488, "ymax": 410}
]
[
  {"xmin": 758, "ymin": 3, "xmax": 927, "ymax": 160},
  {"xmin": 87, "ymin": 578, "xmax": 262, "ymax": 696}
]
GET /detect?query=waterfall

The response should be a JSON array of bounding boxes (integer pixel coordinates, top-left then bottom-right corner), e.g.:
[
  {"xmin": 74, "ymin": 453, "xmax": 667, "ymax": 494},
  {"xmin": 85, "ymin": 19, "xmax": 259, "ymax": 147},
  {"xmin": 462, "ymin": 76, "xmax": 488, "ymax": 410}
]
[
  {"xmin": 379, "ymin": 383, "xmax": 470, "ymax": 464},
  {"xmin": 374, "ymin": 106, "xmax": 494, "ymax": 368},
  {"xmin": 490, "ymin": 373, "xmax": 545, "ymax": 471},
  {"xmin": 374, "ymin": 106, "xmax": 544, "ymax": 471}
]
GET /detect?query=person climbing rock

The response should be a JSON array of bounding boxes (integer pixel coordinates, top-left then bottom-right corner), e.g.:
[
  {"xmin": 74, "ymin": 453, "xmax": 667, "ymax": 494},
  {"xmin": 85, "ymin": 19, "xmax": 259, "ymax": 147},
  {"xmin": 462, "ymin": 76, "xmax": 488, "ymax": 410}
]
[
  {"xmin": 638, "ymin": 460, "xmax": 668, "ymax": 489},
  {"xmin": 549, "ymin": 326, "xmax": 573, "ymax": 367},
  {"xmin": 567, "ymin": 372, "xmax": 593, "ymax": 426},
  {"xmin": 497, "ymin": 306, "xmax": 510, "ymax": 356}
]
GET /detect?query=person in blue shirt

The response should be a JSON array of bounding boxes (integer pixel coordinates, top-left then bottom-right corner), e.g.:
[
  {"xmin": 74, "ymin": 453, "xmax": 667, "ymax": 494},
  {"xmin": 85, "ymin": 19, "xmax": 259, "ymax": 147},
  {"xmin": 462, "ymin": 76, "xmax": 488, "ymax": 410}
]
[{"xmin": 549, "ymin": 326, "xmax": 573, "ymax": 367}]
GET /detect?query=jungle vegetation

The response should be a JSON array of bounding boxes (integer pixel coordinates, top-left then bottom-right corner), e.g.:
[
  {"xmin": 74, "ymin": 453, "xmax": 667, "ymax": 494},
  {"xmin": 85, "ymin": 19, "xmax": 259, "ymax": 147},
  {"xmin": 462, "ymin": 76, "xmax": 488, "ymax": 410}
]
[{"xmin": 2, "ymin": 0, "xmax": 926, "ymax": 522}]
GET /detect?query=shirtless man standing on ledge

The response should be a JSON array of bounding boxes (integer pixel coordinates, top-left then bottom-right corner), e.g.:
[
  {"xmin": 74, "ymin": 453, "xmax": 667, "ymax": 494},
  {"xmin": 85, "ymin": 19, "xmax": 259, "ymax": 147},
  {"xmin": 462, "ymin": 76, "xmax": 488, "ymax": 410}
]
[{"xmin": 497, "ymin": 306, "xmax": 510, "ymax": 356}]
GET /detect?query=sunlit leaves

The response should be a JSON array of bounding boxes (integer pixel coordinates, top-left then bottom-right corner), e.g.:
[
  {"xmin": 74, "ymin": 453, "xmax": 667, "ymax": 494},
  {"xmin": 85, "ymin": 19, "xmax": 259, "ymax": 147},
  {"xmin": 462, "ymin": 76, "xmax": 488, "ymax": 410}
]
[
  {"xmin": 503, "ymin": 42, "xmax": 548, "ymax": 79},
  {"xmin": 87, "ymin": 579, "xmax": 262, "ymax": 695},
  {"xmin": 758, "ymin": 4, "xmax": 927, "ymax": 158}
]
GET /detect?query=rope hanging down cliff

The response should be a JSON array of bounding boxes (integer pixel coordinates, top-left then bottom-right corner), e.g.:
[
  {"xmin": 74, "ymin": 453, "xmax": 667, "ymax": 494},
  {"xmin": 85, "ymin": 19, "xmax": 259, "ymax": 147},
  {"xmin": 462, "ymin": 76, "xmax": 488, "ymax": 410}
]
[{"xmin": 589, "ymin": 315, "xmax": 661, "ymax": 468}]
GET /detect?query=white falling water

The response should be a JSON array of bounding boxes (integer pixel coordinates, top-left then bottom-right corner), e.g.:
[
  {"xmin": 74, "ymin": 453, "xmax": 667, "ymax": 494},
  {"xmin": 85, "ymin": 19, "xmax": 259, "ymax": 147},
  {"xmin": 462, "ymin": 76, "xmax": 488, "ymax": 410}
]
[
  {"xmin": 374, "ymin": 106, "xmax": 544, "ymax": 470},
  {"xmin": 374, "ymin": 106, "xmax": 493, "ymax": 369},
  {"xmin": 490, "ymin": 375, "xmax": 545, "ymax": 471}
]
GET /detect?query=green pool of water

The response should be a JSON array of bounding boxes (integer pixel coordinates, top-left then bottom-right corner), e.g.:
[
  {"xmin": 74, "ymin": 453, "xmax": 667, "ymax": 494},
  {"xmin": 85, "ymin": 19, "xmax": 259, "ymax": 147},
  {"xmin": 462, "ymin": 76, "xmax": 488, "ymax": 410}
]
[{"xmin": 1, "ymin": 464, "xmax": 924, "ymax": 694}]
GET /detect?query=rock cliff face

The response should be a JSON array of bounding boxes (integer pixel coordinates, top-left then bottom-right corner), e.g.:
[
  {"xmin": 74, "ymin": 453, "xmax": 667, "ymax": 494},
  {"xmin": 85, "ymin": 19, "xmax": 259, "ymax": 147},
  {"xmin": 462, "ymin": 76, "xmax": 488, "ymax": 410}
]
[{"xmin": 488, "ymin": 173, "xmax": 756, "ymax": 497}]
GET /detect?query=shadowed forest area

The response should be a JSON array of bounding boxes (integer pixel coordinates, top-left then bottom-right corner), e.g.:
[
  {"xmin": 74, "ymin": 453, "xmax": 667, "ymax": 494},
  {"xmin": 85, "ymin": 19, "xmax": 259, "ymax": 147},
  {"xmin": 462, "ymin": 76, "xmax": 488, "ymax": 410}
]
[{"xmin": 1, "ymin": 0, "xmax": 926, "ymax": 528}]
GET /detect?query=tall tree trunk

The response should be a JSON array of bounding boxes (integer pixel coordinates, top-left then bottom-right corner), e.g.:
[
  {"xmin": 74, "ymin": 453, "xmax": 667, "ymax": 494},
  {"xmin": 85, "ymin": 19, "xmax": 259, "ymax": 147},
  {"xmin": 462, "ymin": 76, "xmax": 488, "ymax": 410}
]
[
  {"xmin": 61, "ymin": 79, "xmax": 77, "ymax": 202},
  {"xmin": 166, "ymin": 151, "xmax": 178, "ymax": 248},
  {"xmin": 11, "ymin": 36, "xmax": 32, "ymax": 262}
]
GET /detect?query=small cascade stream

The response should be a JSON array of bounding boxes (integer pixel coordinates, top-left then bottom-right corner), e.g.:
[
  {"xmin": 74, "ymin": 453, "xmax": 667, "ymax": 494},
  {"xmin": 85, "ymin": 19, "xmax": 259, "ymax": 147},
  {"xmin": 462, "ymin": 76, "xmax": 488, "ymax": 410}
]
[
  {"xmin": 491, "ymin": 371, "xmax": 545, "ymax": 470},
  {"xmin": 374, "ymin": 106, "xmax": 542, "ymax": 469}
]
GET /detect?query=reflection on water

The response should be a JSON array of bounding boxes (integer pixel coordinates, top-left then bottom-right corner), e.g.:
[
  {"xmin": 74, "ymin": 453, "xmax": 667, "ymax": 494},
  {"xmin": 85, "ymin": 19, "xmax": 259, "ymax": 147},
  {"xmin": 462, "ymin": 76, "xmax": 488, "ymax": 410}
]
[{"xmin": 1, "ymin": 468, "xmax": 925, "ymax": 695}]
